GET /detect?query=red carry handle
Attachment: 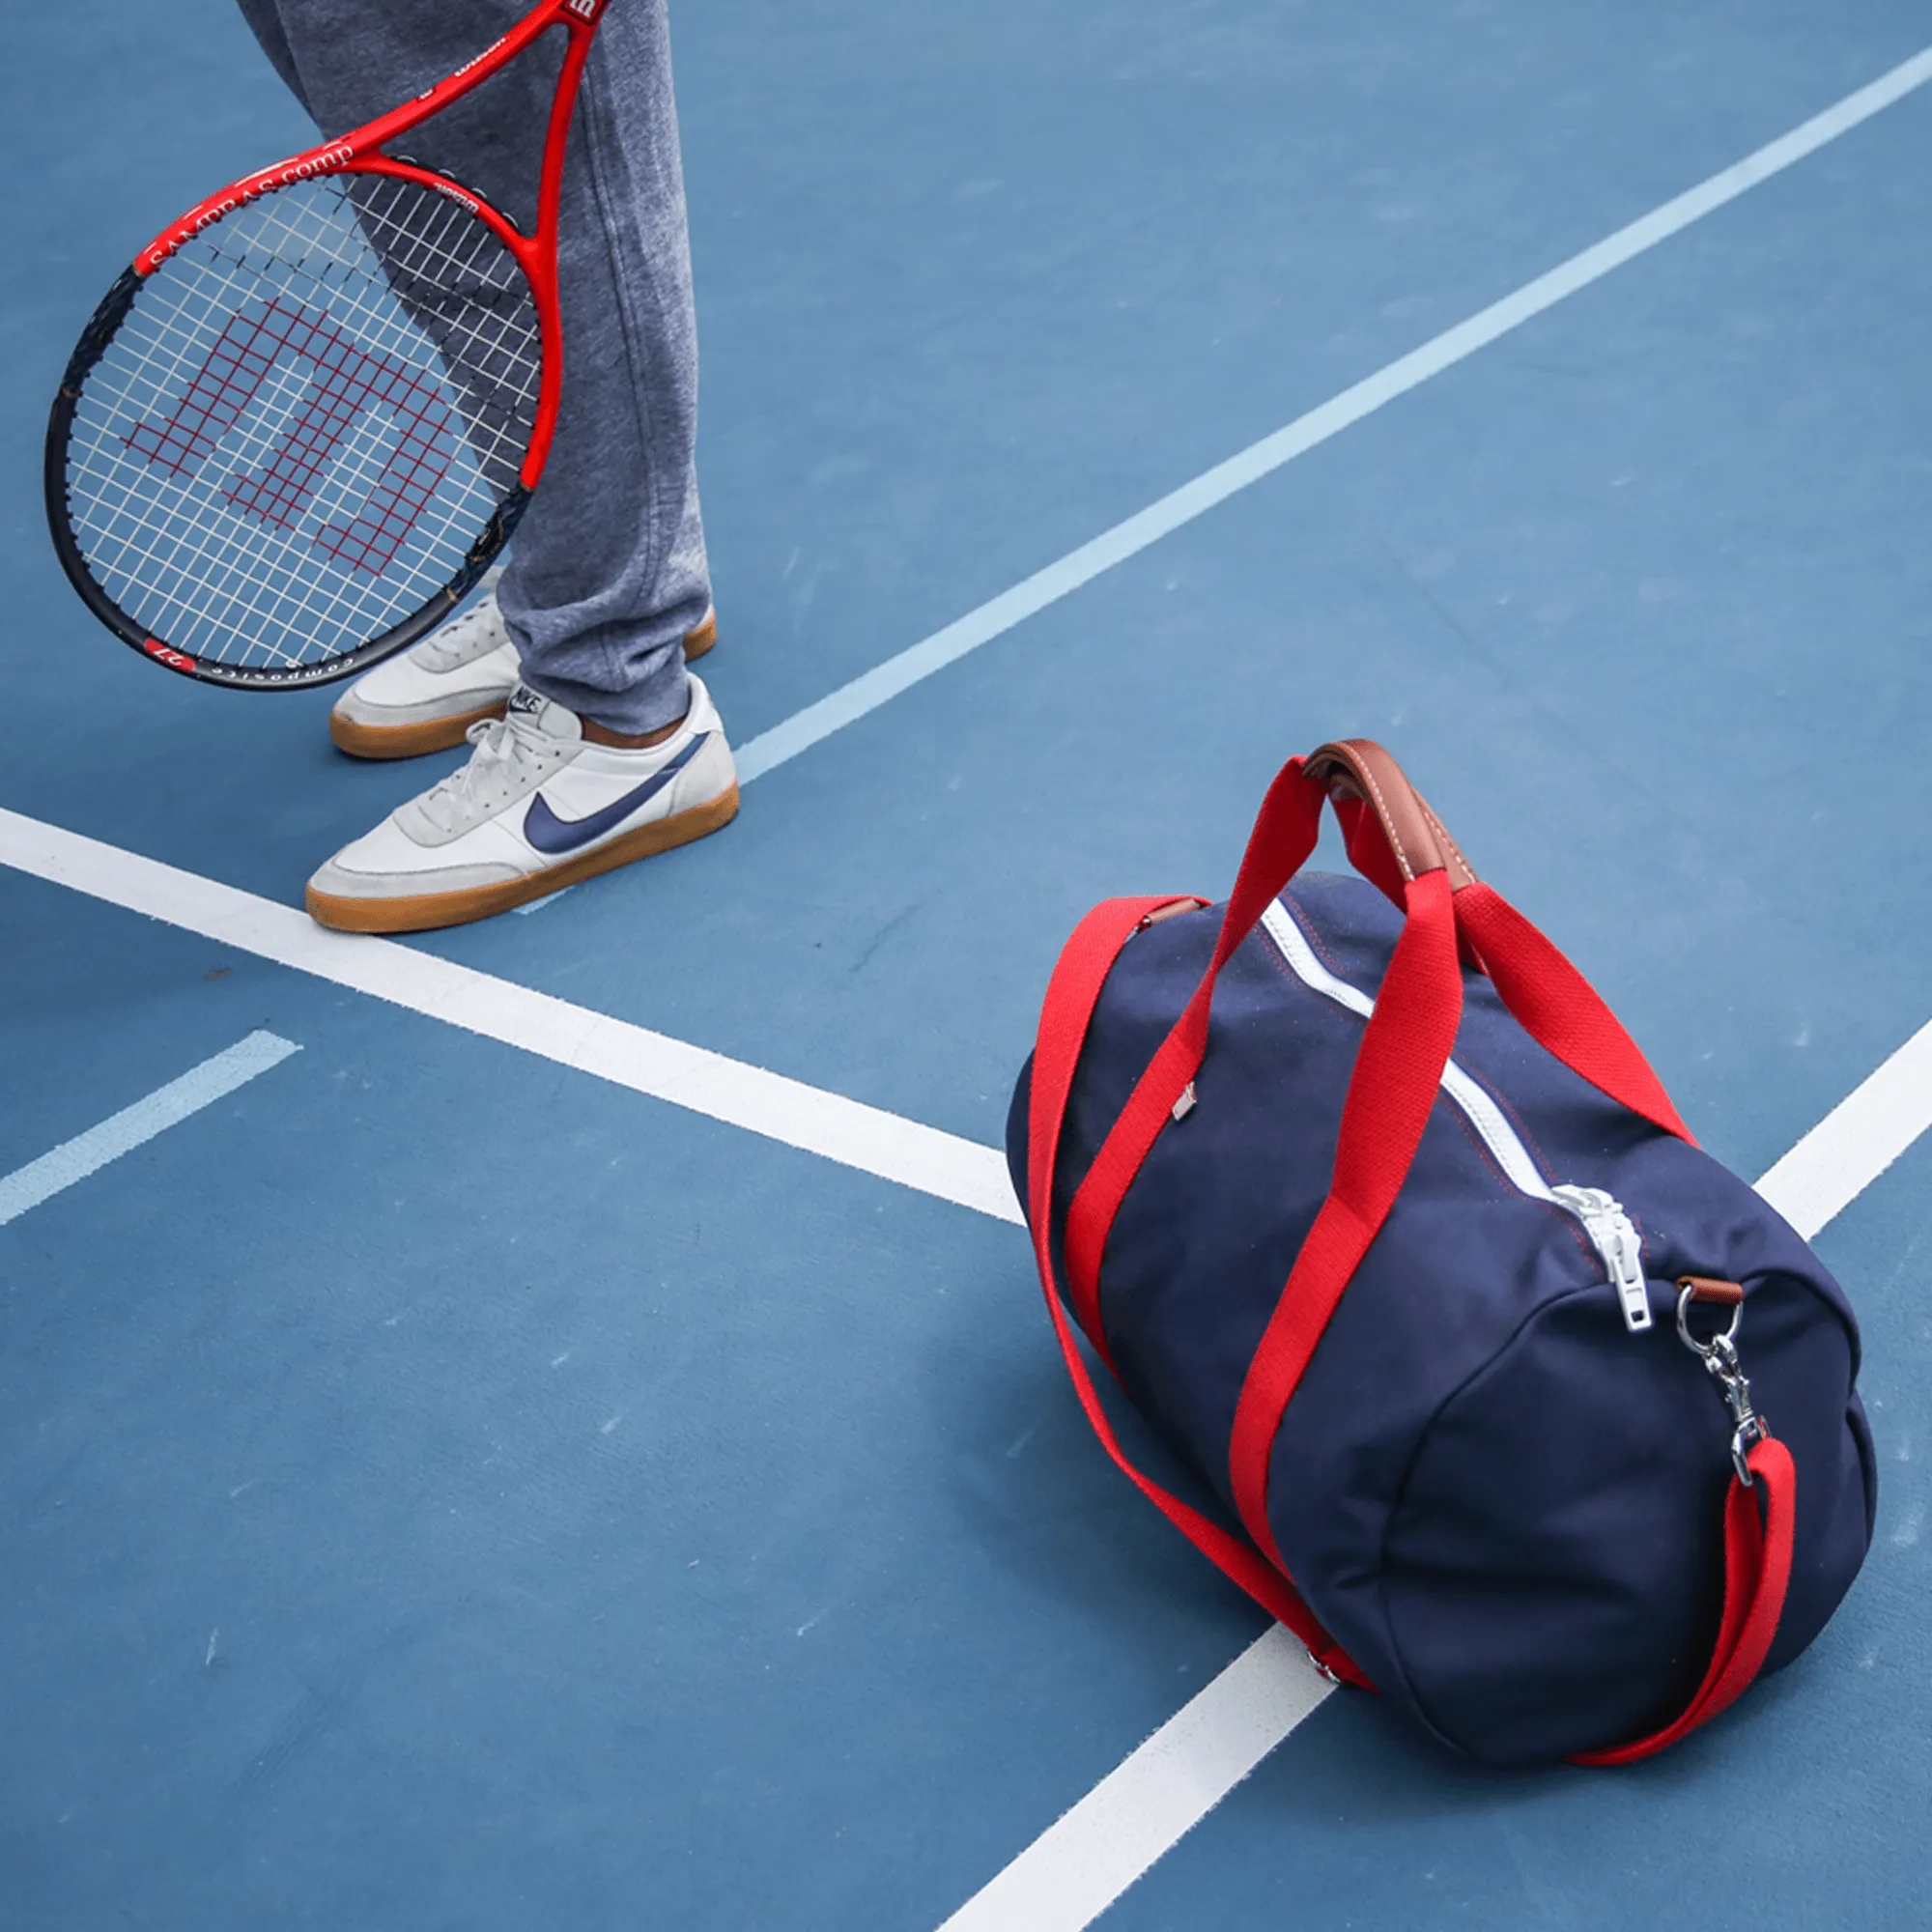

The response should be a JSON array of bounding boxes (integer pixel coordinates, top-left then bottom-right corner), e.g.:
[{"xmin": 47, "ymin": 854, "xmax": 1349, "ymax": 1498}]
[
  {"xmin": 1310, "ymin": 741, "xmax": 1694, "ymax": 1146},
  {"xmin": 1061, "ymin": 741, "xmax": 1697, "ymax": 1564},
  {"xmin": 1060, "ymin": 745, "xmax": 1469, "ymax": 1567}
]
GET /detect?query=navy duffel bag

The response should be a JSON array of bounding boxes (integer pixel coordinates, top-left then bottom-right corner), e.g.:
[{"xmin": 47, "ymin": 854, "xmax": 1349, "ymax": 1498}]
[{"xmin": 1008, "ymin": 739, "xmax": 1874, "ymax": 1766}]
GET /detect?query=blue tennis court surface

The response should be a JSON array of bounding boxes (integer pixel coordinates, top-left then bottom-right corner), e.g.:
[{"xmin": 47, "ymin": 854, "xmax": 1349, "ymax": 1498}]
[{"xmin": 4, "ymin": 3, "xmax": 1930, "ymax": 1926}]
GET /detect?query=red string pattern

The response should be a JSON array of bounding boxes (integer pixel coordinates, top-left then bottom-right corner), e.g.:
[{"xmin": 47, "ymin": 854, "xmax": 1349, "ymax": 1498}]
[{"xmin": 125, "ymin": 297, "xmax": 458, "ymax": 576}]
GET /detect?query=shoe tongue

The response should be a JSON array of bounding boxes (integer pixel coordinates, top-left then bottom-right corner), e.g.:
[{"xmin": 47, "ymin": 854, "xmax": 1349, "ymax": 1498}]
[
  {"xmin": 505, "ymin": 683, "xmax": 582, "ymax": 744},
  {"xmin": 420, "ymin": 591, "xmax": 509, "ymax": 670}
]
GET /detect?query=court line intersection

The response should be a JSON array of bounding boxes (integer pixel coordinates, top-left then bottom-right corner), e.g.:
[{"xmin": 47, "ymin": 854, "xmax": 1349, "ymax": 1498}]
[
  {"xmin": 0, "ymin": 807, "xmax": 1019, "ymax": 1228},
  {"xmin": 5, "ymin": 804, "xmax": 1929, "ymax": 1931}
]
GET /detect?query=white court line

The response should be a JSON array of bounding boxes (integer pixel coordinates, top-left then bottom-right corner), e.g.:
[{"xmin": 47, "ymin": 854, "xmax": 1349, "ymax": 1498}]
[
  {"xmin": 0, "ymin": 808, "xmax": 1021, "ymax": 1228},
  {"xmin": 0, "ymin": 1030, "xmax": 299, "ymax": 1226},
  {"xmin": 1753, "ymin": 1015, "xmax": 1932, "ymax": 1237},
  {"xmin": 936, "ymin": 1020, "xmax": 1932, "ymax": 1932},
  {"xmin": 937, "ymin": 1627, "xmax": 1334, "ymax": 1932},
  {"xmin": 733, "ymin": 44, "xmax": 1932, "ymax": 787}
]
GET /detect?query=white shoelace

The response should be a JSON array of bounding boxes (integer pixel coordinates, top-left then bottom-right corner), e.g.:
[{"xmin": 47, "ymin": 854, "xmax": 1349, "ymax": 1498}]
[
  {"xmin": 415, "ymin": 591, "xmax": 512, "ymax": 674},
  {"xmin": 412, "ymin": 703, "xmax": 575, "ymax": 838}
]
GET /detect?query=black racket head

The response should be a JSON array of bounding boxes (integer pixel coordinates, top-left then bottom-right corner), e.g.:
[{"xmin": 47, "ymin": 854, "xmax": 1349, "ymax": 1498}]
[{"xmin": 45, "ymin": 170, "xmax": 540, "ymax": 691}]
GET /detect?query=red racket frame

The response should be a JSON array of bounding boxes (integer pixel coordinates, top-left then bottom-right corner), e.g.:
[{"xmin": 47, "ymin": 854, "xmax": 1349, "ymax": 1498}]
[{"xmin": 135, "ymin": 0, "xmax": 606, "ymax": 492}]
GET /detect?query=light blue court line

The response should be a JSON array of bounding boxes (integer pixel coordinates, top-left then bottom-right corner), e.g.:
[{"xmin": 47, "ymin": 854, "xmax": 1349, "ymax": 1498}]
[
  {"xmin": 732, "ymin": 43, "xmax": 1932, "ymax": 788},
  {"xmin": 0, "ymin": 1031, "xmax": 300, "ymax": 1227}
]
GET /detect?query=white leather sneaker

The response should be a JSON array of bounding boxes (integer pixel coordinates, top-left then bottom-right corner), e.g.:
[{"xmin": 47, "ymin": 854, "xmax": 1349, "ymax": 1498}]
[
  {"xmin": 328, "ymin": 590, "xmax": 718, "ymax": 760},
  {"xmin": 306, "ymin": 674, "xmax": 739, "ymax": 932}
]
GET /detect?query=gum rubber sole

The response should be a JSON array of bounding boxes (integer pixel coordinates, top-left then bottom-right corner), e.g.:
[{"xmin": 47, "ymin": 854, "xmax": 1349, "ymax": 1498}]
[
  {"xmin": 328, "ymin": 700, "xmax": 505, "ymax": 760},
  {"xmin": 304, "ymin": 783, "xmax": 740, "ymax": 934},
  {"xmin": 327, "ymin": 611, "xmax": 721, "ymax": 761}
]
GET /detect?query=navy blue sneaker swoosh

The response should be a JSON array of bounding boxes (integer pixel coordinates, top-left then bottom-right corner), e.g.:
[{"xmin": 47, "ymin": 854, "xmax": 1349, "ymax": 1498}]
[{"xmin": 523, "ymin": 733, "xmax": 709, "ymax": 856}]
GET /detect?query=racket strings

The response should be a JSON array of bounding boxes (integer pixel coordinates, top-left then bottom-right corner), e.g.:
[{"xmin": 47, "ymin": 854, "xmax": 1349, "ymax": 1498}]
[{"xmin": 61, "ymin": 172, "xmax": 541, "ymax": 672}]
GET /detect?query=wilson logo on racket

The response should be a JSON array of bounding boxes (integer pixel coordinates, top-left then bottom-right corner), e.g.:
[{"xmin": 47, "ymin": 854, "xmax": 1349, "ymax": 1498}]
[{"xmin": 124, "ymin": 297, "xmax": 458, "ymax": 575}]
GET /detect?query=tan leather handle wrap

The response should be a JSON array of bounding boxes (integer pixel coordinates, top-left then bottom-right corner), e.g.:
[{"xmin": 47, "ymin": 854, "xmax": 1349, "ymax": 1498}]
[
  {"xmin": 1680, "ymin": 1276, "xmax": 1746, "ymax": 1307},
  {"xmin": 1304, "ymin": 739, "xmax": 1478, "ymax": 890}
]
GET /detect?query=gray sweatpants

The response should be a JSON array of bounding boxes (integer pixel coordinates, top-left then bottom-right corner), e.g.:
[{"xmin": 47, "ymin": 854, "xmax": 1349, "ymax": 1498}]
[{"xmin": 237, "ymin": 0, "xmax": 708, "ymax": 733}]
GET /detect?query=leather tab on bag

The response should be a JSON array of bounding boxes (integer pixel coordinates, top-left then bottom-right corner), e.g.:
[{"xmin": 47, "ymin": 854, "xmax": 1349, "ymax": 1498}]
[
  {"xmin": 1680, "ymin": 1276, "xmax": 1746, "ymax": 1306},
  {"xmin": 1137, "ymin": 898, "xmax": 1203, "ymax": 929},
  {"xmin": 1304, "ymin": 740, "xmax": 1479, "ymax": 890}
]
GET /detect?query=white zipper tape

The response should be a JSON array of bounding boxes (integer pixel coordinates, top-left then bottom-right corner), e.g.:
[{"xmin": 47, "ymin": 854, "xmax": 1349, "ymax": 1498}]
[{"xmin": 1253, "ymin": 899, "xmax": 1654, "ymax": 1332}]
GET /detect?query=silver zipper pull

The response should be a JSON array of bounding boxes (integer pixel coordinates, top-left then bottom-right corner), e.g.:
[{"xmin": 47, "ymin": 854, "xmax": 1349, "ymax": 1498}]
[{"xmin": 1550, "ymin": 1184, "xmax": 1653, "ymax": 1332}]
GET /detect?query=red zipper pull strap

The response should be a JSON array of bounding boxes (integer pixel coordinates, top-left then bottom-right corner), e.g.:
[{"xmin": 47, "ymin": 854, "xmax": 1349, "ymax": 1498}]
[
  {"xmin": 1571, "ymin": 1435, "xmax": 1795, "ymax": 1766},
  {"xmin": 1572, "ymin": 1280, "xmax": 1795, "ymax": 1765}
]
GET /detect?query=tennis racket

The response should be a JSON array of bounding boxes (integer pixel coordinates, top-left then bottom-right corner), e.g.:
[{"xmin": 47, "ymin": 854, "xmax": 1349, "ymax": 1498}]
[{"xmin": 44, "ymin": 0, "xmax": 606, "ymax": 691}]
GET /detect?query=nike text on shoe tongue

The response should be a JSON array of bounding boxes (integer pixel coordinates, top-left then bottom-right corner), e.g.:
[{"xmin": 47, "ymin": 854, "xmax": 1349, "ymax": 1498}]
[{"xmin": 500, "ymin": 684, "xmax": 584, "ymax": 745}]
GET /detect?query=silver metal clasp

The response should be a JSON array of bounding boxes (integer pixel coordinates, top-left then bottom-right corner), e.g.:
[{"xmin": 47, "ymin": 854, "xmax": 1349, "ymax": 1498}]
[{"xmin": 1675, "ymin": 1279, "xmax": 1767, "ymax": 1484}]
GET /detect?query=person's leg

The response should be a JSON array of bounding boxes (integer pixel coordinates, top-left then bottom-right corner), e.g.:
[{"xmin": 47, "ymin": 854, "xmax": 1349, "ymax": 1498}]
[
  {"xmin": 235, "ymin": 0, "xmax": 708, "ymax": 734},
  {"xmin": 239, "ymin": 1, "xmax": 735, "ymax": 930},
  {"xmin": 233, "ymin": 0, "xmax": 309, "ymax": 109},
  {"xmin": 504, "ymin": 0, "xmax": 708, "ymax": 735}
]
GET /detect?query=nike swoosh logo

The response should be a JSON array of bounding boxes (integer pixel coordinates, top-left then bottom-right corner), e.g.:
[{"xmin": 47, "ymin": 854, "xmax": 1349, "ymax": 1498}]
[{"xmin": 523, "ymin": 733, "xmax": 709, "ymax": 856}]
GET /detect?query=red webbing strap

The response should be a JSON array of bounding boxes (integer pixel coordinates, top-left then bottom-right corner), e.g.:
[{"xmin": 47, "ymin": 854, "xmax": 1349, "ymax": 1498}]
[
  {"xmin": 1032, "ymin": 896, "xmax": 1200, "ymax": 1365},
  {"xmin": 1323, "ymin": 760, "xmax": 1691, "ymax": 1145},
  {"xmin": 1027, "ymin": 891, "xmax": 1368, "ymax": 1684},
  {"xmin": 1454, "ymin": 881, "xmax": 1695, "ymax": 1146},
  {"xmin": 1571, "ymin": 1435, "xmax": 1796, "ymax": 1765},
  {"xmin": 1225, "ymin": 869, "xmax": 1464, "ymax": 1564},
  {"xmin": 1063, "ymin": 761, "xmax": 1327, "ymax": 1321},
  {"xmin": 1333, "ymin": 793, "xmax": 1406, "ymax": 911},
  {"xmin": 1334, "ymin": 794, "xmax": 1486, "ymax": 974}
]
